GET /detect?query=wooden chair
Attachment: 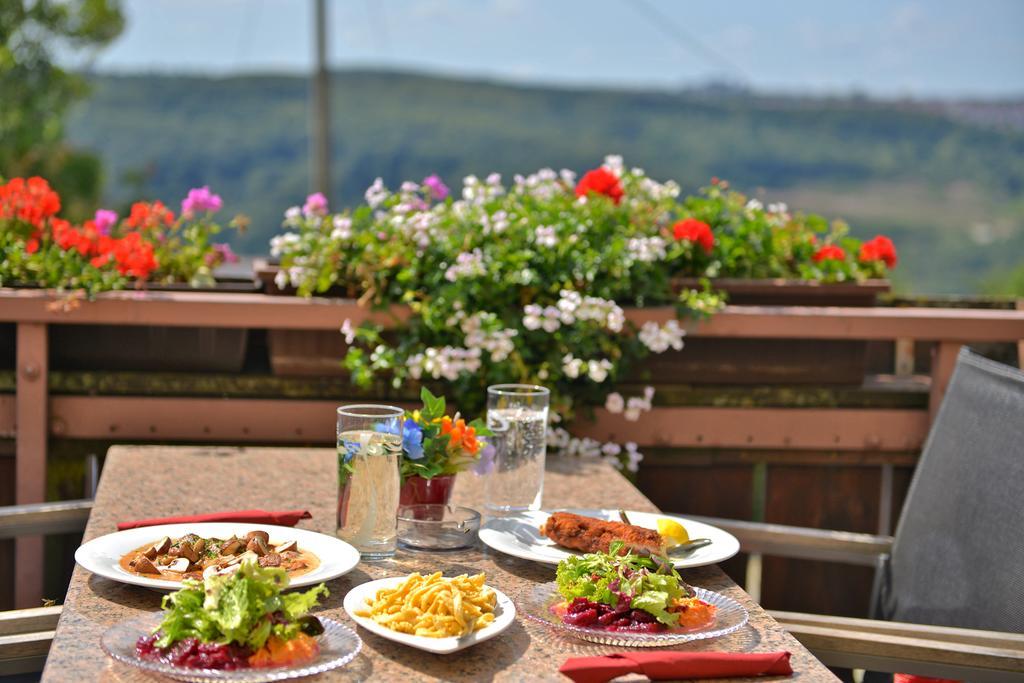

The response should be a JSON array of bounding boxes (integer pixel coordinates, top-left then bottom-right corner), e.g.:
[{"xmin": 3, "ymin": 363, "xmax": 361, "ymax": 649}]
[
  {"xmin": 689, "ymin": 349, "xmax": 1024, "ymax": 682},
  {"xmin": 0, "ymin": 499, "xmax": 92, "ymax": 676}
]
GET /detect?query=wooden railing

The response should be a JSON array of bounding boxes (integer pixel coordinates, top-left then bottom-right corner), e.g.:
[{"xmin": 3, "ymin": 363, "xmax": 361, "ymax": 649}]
[{"xmin": 1, "ymin": 287, "xmax": 1022, "ymax": 606}]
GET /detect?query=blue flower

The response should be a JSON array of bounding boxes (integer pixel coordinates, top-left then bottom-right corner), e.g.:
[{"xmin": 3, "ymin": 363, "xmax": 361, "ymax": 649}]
[{"xmin": 402, "ymin": 418, "xmax": 425, "ymax": 460}]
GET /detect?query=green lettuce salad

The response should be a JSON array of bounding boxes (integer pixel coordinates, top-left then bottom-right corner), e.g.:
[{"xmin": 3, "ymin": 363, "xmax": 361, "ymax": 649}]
[
  {"xmin": 555, "ymin": 541, "xmax": 693, "ymax": 627},
  {"xmin": 154, "ymin": 560, "xmax": 328, "ymax": 650}
]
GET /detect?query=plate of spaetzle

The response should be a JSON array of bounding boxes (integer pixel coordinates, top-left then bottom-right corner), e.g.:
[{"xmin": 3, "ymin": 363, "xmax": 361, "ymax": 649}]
[{"xmin": 342, "ymin": 571, "xmax": 516, "ymax": 654}]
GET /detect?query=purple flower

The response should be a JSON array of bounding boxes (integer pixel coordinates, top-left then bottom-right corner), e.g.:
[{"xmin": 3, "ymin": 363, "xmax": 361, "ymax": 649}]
[
  {"xmin": 473, "ymin": 443, "xmax": 496, "ymax": 476},
  {"xmin": 93, "ymin": 209, "xmax": 117, "ymax": 235},
  {"xmin": 181, "ymin": 186, "xmax": 223, "ymax": 216},
  {"xmin": 422, "ymin": 174, "xmax": 449, "ymax": 201},
  {"xmin": 213, "ymin": 243, "xmax": 239, "ymax": 264},
  {"xmin": 303, "ymin": 192, "xmax": 328, "ymax": 217}
]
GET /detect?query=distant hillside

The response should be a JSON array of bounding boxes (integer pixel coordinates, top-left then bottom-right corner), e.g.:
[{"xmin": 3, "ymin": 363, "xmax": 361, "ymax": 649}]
[{"xmin": 66, "ymin": 70, "xmax": 1024, "ymax": 294}]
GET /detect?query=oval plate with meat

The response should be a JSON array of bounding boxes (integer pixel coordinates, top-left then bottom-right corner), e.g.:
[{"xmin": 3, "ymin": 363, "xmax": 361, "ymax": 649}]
[
  {"xmin": 76, "ymin": 522, "xmax": 360, "ymax": 591},
  {"xmin": 479, "ymin": 509, "xmax": 739, "ymax": 569}
]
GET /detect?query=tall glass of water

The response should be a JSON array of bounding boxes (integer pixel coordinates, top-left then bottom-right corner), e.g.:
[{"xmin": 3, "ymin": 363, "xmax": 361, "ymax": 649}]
[
  {"xmin": 337, "ymin": 404, "xmax": 404, "ymax": 559},
  {"xmin": 485, "ymin": 384, "xmax": 550, "ymax": 513}
]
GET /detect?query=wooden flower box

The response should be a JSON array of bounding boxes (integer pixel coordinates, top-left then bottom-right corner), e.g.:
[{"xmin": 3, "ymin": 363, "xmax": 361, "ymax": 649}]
[{"xmin": 259, "ymin": 265, "xmax": 890, "ymax": 385}]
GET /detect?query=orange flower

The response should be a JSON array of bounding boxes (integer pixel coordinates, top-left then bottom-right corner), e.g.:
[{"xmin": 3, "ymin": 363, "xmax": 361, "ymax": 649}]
[{"xmin": 440, "ymin": 416, "xmax": 480, "ymax": 455}]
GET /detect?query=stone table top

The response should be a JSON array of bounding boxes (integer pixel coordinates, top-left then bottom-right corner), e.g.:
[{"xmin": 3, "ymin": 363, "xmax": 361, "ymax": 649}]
[{"xmin": 43, "ymin": 446, "xmax": 837, "ymax": 682}]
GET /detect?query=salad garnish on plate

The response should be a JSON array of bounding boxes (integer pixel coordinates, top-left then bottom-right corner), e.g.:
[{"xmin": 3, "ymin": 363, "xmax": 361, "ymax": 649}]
[
  {"xmin": 554, "ymin": 541, "xmax": 716, "ymax": 632},
  {"xmin": 135, "ymin": 558, "xmax": 328, "ymax": 670}
]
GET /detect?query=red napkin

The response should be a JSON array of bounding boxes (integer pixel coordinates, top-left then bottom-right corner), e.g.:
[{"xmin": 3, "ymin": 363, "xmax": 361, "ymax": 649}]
[
  {"xmin": 117, "ymin": 509, "xmax": 312, "ymax": 531},
  {"xmin": 559, "ymin": 651, "xmax": 792, "ymax": 683}
]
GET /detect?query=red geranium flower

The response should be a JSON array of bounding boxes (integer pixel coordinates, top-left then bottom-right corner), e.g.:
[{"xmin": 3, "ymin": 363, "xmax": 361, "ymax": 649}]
[
  {"xmin": 672, "ymin": 218, "xmax": 714, "ymax": 254},
  {"xmin": 125, "ymin": 200, "xmax": 175, "ymax": 230},
  {"xmin": 813, "ymin": 244, "xmax": 847, "ymax": 263},
  {"xmin": 858, "ymin": 235, "xmax": 898, "ymax": 269},
  {"xmin": 0, "ymin": 177, "xmax": 61, "ymax": 228},
  {"xmin": 575, "ymin": 167, "xmax": 624, "ymax": 205}
]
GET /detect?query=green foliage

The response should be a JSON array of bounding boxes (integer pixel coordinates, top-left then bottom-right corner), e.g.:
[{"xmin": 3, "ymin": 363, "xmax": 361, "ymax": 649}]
[{"xmin": 1, "ymin": 1, "xmax": 124, "ymax": 219}]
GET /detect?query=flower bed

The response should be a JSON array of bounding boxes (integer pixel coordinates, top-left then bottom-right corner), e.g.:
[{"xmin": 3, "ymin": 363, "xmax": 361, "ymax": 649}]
[{"xmin": 270, "ymin": 157, "xmax": 899, "ymax": 470}]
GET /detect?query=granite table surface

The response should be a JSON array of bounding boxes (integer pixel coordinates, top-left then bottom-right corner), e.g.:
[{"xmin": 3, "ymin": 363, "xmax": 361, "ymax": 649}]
[{"xmin": 43, "ymin": 446, "xmax": 837, "ymax": 682}]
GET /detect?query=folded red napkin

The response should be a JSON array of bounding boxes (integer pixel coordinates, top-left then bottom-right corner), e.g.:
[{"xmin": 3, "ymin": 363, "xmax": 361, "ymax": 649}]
[
  {"xmin": 117, "ymin": 509, "xmax": 312, "ymax": 531},
  {"xmin": 559, "ymin": 651, "xmax": 792, "ymax": 683}
]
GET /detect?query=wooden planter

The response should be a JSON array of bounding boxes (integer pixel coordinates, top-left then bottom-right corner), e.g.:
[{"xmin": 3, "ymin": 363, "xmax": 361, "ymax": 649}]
[
  {"xmin": 649, "ymin": 279, "xmax": 890, "ymax": 385},
  {"xmin": 262, "ymin": 270, "xmax": 890, "ymax": 384},
  {"xmin": 45, "ymin": 278, "xmax": 260, "ymax": 373}
]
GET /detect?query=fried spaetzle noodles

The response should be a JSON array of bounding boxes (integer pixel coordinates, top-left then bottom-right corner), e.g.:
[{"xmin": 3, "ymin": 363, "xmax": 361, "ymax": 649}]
[{"xmin": 355, "ymin": 572, "xmax": 497, "ymax": 638}]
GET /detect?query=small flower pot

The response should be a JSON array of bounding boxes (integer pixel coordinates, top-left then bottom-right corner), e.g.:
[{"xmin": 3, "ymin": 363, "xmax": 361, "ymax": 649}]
[{"xmin": 399, "ymin": 475, "xmax": 456, "ymax": 516}]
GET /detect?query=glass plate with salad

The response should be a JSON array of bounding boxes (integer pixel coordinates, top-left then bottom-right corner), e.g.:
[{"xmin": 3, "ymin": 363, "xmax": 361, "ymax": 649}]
[
  {"xmin": 101, "ymin": 560, "xmax": 361, "ymax": 681},
  {"xmin": 520, "ymin": 541, "xmax": 748, "ymax": 647}
]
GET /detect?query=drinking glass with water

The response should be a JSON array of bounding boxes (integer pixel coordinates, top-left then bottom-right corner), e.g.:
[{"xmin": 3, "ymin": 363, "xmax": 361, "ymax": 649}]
[
  {"xmin": 484, "ymin": 384, "xmax": 550, "ymax": 513},
  {"xmin": 337, "ymin": 404, "xmax": 404, "ymax": 558}
]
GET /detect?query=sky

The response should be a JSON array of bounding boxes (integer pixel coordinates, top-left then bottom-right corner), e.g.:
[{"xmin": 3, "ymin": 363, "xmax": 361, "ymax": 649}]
[{"xmin": 78, "ymin": 0, "xmax": 1024, "ymax": 98}]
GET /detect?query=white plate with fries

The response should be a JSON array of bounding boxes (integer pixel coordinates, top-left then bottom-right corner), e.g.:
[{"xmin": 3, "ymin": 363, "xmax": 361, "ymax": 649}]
[{"xmin": 342, "ymin": 573, "xmax": 516, "ymax": 654}]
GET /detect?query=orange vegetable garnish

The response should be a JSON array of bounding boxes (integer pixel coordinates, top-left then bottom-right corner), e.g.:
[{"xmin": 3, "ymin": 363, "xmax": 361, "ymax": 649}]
[
  {"xmin": 670, "ymin": 597, "xmax": 716, "ymax": 630},
  {"xmin": 248, "ymin": 633, "xmax": 320, "ymax": 668}
]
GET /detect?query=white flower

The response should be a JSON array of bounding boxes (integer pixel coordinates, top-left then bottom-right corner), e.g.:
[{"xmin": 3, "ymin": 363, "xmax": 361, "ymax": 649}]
[
  {"xmin": 534, "ymin": 225, "xmax": 558, "ymax": 248},
  {"xmin": 559, "ymin": 169, "xmax": 577, "ymax": 186},
  {"xmin": 587, "ymin": 359, "xmax": 612, "ymax": 383},
  {"xmin": 627, "ymin": 236, "xmax": 667, "ymax": 263},
  {"xmin": 625, "ymin": 442, "xmax": 644, "ymax": 472},
  {"xmin": 638, "ymin": 320, "xmax": 685, "ymax": 353},
  {"xmin": 624, "ymin": 406, "xmax": 642, "ymax": 422},
  {"xmin": 364, "ymin": 178, "xmax": 388, "ymax": 208},
  {"xmin": 745, "ymin": 198, "xmax": 763, "ymax": 211},
  {"xmin": 547, "ymin": 427, "xmax": 571, "ymax": 450},
  {"xmin": 541, "ymin": 306, "xmax": 561, "ymax": 333},
  {"xmin": 340, "ymin": 319, "xmax": 356, "ymax": 344},
  {"xmin": 274, "ymin": 270, "xmax": 289, "ymax": 289},
  {"xmin": 768, "ymin": 201, "xmax": 788, "ymax": 215},
  {"xmin": 444, "ymin": 248, "xmax": 486, "ymax": 282},
  {"xmin": 603, "ymin": 154, "xmax": 624, "ymax": 176},
  {"xmin": 604, "ymin": 392, "xmax": 625, "ymax": 414},
  {"xmin": 330, "ymin": 215, "xmax": 352, "ymax": 241},
  {"xmin": 522, "ymin": 304, "xmax": 543, "ymax": 331},
  {"xmin": 601, "ymin": 442, "xmax": 622, "ymax": 457},
  {"xmin": 562, "ymin": 354, "xmax": 585, "ymax": 379},
  {"xmin": 283, "ymin": 206, "xmax": 302, "ymax": 226},
  {"xmin": 644, "ymin": 385, "xmax": 656, "ymax": 402}
]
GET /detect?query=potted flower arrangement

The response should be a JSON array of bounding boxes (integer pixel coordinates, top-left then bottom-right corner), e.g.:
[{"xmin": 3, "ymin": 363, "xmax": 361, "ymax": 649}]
[
  {"xmin": 0, "ymin": 176, "xmax": 251, "ymax": 372},
  {"xmin": 270, "ymin": 157, "xmax": 898, "ymax": 470},
  {"xmin": 398, "ymin": 387, "xmax": 492, "ymax": 506},
  {"xmin": 336, "ymin": 388, "xmax": 490, "ymax": 527}
]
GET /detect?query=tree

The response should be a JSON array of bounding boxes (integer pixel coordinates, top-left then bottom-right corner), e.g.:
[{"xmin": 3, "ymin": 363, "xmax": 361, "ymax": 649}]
[{"xmin": 0, "ymin": 0, "xmax": 124, "ymax": 219}]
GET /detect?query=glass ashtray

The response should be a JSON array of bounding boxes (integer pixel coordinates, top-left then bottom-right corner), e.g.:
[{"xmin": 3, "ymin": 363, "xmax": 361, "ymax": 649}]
[{"xmin": 396, "ymin": 504, "xmax": 481, "ymax": 551}]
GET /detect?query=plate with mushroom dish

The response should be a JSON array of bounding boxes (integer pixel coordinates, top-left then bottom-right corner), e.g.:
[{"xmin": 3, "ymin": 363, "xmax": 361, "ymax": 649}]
[{"xmin": 75, "ymin": 523, "xmax": 361, "ymax": 591}]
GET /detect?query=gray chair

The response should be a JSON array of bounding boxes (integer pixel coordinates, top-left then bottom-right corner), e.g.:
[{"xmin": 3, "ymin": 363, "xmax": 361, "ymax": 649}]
[{"xmin": 692, "ymin": 348, "xmax": 1024, "ymax": 681}]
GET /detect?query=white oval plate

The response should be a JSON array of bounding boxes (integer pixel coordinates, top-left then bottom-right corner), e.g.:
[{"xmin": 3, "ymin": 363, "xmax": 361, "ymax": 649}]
[
  {"xmin": 479, "ymin": 508, "xmax": 740, "ymax": 569},
  {"xmin": 75, "ymin": 522, "xmax": 360, "ymax": 591},
  {"xmin": 342, "ymin": 576, "xmax": 516, "ymax": 654}
]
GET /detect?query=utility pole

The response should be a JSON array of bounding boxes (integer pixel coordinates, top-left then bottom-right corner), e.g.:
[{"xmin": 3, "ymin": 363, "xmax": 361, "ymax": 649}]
[{"xmin": 311, "ymin": 0, "xmax": 331, "ymax": 199}]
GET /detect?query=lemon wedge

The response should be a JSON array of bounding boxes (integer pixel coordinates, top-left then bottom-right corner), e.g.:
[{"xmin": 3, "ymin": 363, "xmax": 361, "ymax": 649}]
[{"xmin": 657, "ymin": 518, "xmax": 690, "ymax": 547}]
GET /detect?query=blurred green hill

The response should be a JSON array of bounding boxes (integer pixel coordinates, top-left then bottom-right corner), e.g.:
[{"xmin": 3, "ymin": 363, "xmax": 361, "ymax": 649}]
[{"xmin": 66, "ymin": 70, "xmax": 1024, "ymax": 294}]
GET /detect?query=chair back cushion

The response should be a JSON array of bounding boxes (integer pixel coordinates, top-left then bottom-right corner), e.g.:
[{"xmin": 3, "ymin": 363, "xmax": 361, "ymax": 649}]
[{"xmin": 881, "ymin": 348, "xmax": 1024, "ymax": 631}]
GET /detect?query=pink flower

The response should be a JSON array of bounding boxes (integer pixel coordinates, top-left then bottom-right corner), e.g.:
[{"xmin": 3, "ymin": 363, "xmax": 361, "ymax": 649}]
[
  {"xmin": 181, "ymin": 186, "xmax": 223, "ymax": 216},
  {"xmin": 422, "ymin": 174, "xmax": 449, "ymax": 201},
  {"xmin": 214, "ymin": 242, "xmax": 239, "ymax": 263},
  {"xmin": 94, "ymin": 209, "xmax": 118, "ymax": 235},
  {"xmin": 303, "ymin": 192, "xmax": 328, "ymax": 217}
]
